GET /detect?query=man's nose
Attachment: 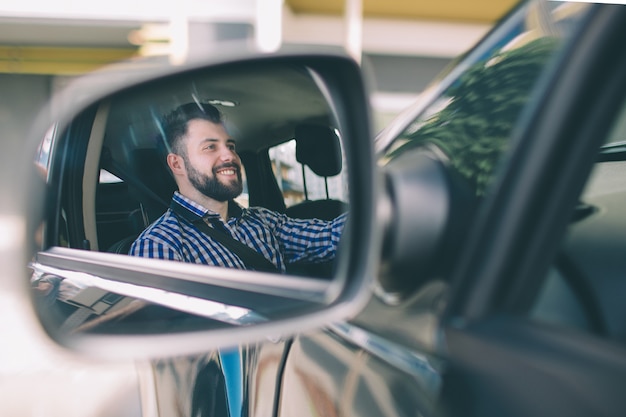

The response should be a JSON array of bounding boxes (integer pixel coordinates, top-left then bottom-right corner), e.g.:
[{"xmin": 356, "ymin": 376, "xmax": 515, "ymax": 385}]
[{"xmin": 219, "ymin": 146, "xmax": 237, "ymax": 162}]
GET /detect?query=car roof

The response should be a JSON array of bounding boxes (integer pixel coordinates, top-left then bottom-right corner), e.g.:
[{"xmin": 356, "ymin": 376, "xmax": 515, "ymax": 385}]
[{"xmin": 103, "ymin": 61, "xmax": 335, "ymax": 158}]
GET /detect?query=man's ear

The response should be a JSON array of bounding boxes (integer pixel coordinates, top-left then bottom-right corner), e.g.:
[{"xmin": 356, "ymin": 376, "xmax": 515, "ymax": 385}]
[{"xmin": 167, "ymin": 153, "xmax": 185, "ymax": 177}]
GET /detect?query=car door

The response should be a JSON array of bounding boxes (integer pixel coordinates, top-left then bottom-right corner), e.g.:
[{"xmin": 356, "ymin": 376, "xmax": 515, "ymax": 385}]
[{"xmin": 274, "ymin": 2, "xmax": 626, "ymax": 417}]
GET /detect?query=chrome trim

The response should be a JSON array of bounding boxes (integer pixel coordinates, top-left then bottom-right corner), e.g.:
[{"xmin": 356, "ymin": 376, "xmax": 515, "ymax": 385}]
[
  {"xmin": 37, "ymin": 246, "xmax": 334, "ymax": 302},
  {"xmin": 136, "ymin": 361, "xmax": 160, "ymax": 417},
  {"xmin": 329, "ymin": 322, "xmax": 443, "ymax": 395}
]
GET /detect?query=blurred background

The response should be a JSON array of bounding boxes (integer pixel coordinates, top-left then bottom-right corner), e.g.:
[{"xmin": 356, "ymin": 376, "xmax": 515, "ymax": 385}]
[{"xmin": 0, "ymin": 0, "xmax": 516, "ymax": 131}]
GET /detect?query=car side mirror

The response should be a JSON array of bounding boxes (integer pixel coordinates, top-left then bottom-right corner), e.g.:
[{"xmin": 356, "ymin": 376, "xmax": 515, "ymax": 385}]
[
  {"xmin": 378, "ymin": 148, "xmax": 476, "ymax": 301},
  {"xmin": 26, "ymin": 50, "xmax": 380, "ymax": 359}
]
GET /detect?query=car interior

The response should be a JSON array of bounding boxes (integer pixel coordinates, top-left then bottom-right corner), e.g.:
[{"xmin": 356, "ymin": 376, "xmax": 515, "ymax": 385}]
[
  {"xmin": 44, "ymin": 61, "xmax": 350, "ymax": 283},
  {"xmin": 35, "ymin": 61, "xmax": 352, "ymax": 332}
]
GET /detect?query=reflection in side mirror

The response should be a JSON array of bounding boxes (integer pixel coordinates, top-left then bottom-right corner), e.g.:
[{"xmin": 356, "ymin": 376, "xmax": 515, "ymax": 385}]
[{"xmin": 28, "ymin": 52, "xmax": 377, "ymax": 359}]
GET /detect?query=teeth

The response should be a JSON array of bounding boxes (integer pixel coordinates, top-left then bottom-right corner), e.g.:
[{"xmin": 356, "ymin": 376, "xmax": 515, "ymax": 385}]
[{"xmin": 219, "ymin": 169, "xmax": 235, "ymax": 175}]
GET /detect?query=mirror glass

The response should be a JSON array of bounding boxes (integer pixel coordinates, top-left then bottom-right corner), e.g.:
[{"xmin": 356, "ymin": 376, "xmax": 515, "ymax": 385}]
[{"xmin": 30, "ymin": 60, "xmax": 351, "ymax": 339}]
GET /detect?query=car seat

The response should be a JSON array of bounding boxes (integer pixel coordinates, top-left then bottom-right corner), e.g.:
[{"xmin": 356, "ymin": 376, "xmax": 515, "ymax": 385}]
[
  {"xmin": 103, "ymin": 147, "xmax": 176, "ymax": 253},
  {"xmin": 285, "ymin": 124, "xmax": 348, "ymax": 221}
]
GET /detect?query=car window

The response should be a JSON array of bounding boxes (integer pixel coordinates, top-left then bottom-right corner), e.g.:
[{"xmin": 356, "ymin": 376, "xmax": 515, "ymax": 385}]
[
  {"xmin": 374, "ymin": 1, "xmax": 590, "ymax": 295},
  {"xmin": 379, "ymin": 34, "xmax": 562, "ymax": 194},
  {"xmin": 269, "ymin": 139, "xmax": 348, "ymax": 208},
  {"xmin": 99, "ymin": 169, "xmax": 123, "ymax": 183},
  {"xmin": 378, "ymin": 3, "xmax": 589, "ymax": 193},
  {"xmin": 530, "ymin": 97, "xmax": 626, "ymax": 344}
]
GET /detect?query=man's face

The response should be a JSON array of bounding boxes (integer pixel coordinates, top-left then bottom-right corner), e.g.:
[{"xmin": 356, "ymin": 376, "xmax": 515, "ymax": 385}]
[{"xmin": 181, "ymin": 119, "xmax": 243, "ymax": 202}]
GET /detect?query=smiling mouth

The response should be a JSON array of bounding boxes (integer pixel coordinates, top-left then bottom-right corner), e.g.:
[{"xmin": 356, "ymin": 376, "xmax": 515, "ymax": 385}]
[{"xmin": 215, "ymin": 164, "xmax": 239, "ymax": 176}]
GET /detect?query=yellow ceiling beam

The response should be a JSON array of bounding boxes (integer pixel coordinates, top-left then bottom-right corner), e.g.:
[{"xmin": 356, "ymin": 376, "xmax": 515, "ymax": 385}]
[
  {"xmin": 285, "ymin": 0, "xmax": 519, "ymax": 23},
  {"xmin": 0, "ymin": 46, "xmax": 138, "ymax": 75}
]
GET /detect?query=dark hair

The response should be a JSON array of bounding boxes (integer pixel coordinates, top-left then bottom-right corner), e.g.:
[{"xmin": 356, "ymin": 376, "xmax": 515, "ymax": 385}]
[{"xmin": 159, "ymin": 102, "xmax": 223, "ymax": 157}]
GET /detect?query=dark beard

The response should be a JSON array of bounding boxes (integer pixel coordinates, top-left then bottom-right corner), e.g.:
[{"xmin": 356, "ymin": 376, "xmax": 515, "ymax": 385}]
[{"xmin": 185, "ymin": 158, "xmax": 243, "ymax": 202}]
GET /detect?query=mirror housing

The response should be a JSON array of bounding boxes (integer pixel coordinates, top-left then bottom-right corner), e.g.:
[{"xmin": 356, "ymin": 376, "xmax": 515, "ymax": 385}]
[
  {"xmin": 27, "ymin": 49, "xmax": 380, "ymax": 360},
  {"xmin": 378, "ymin": 147, "xmax": 476, "ymax": 301}
]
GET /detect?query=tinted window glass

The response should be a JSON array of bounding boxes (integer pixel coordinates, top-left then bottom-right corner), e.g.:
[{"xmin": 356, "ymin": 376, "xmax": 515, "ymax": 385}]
[
  {"xmin": 374, "ymin": 1, "xmax": 590, "ymax": 293},
  {"xmin": 532, "ymin": 98, "xmax": 626, "ymax": 343},
  {"xmin": 378, "ymin": 2, "xmax": 590, "ymax": 196}
]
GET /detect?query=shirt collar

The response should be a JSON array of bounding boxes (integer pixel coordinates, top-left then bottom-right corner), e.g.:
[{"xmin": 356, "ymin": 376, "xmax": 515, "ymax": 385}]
[{"xmin": 172, "ymin": 191, "xmax": 244, "ymax": 220}]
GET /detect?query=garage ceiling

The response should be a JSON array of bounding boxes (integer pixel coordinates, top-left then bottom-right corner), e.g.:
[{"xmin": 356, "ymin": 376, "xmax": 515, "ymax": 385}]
[
  {"xmin": 285, "ymin": 0, "xmax": 519, "ymax": 23},
  {"xmin": 0, "ymin": 0, "xmax": 520, "ymax": 75}
]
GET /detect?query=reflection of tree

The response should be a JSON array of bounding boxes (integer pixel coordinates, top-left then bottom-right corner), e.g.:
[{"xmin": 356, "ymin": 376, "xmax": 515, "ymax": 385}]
[{"xmin": 388, "ymin": 38, "xmax": 558, "ymax": 195}]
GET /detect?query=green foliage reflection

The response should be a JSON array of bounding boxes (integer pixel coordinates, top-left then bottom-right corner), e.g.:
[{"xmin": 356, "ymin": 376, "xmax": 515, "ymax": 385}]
[{"xmin": 388, "ymin": 38, "xmax": 559, "ymax": 195}]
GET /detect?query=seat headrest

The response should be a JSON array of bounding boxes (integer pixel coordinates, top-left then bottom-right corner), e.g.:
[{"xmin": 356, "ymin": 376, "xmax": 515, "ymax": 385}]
[{"xmin": 294, "ymin": 124, "xmax": 342, "ymax": 177}]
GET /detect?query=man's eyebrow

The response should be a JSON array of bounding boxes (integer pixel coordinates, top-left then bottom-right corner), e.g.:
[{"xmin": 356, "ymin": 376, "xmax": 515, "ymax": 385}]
[{"xmin": 199, "ymin": 138, "xmax": 237, "ymax": 144}]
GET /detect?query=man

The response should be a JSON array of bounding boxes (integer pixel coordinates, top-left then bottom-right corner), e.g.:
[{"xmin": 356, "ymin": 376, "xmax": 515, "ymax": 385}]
[{"xmin": 129, "ymin": 102, "xmax": 346, "ymax": 273}]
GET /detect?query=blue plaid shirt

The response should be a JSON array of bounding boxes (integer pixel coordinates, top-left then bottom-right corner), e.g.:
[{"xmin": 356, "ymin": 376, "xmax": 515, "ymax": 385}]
[{"xmin": 129, "ymin": 192, "xmax": 346, "ymax": 272}]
